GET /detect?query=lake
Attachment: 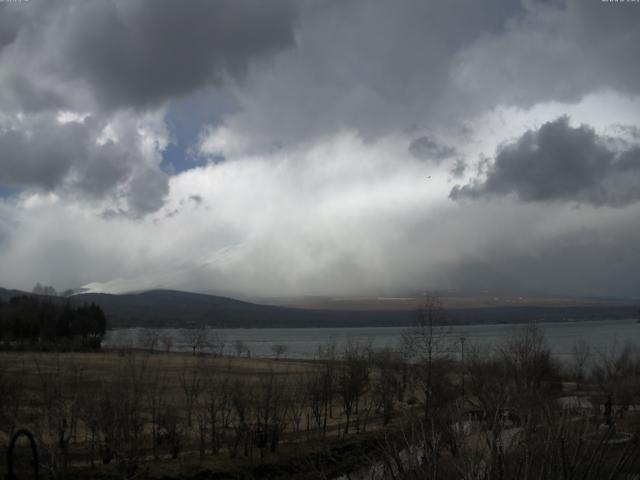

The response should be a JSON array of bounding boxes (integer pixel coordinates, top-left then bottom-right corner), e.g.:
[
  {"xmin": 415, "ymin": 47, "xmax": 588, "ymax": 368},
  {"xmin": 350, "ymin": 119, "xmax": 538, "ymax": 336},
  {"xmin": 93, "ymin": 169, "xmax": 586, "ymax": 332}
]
[{"xmin": 104, "ymin": 318, "xmax": 639, "ymax": 361}]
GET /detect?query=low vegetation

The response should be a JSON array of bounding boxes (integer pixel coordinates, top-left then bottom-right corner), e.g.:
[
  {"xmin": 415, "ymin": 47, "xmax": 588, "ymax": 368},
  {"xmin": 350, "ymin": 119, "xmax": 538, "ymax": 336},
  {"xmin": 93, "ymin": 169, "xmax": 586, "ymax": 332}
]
[
  {"xmin": 1, "ymin": 297, "xmax": 640, "ymax": 479},
  {"xmin": 0, "ymin": 295, "xmax": 107, "ymax": 351}
]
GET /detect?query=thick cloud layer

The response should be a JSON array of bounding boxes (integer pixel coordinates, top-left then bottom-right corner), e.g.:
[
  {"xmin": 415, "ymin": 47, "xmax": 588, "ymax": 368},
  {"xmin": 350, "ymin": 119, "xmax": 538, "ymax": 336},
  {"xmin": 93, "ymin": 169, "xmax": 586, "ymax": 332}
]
[
  {"xmin": 0, "ymin": 112, "xmax": 169, "ymax": 215},
  {"xmin": 1, "ymin": 0, "xmax": 640, "ymax": 298},
  {"xmin": 56, "ymin": 0, "xmax": 295, "ymax": 111},
  {"xmin": 213, "ymin": 0, "xmax": 640, "ymax": 151},
  {"xmin": 215, "ymin": 0, "xmax": 524, "ymax": 149},
  {"xmin": 451, "ymin": 117, "xmax": 640, "ymax": 207},
  {"xmin": 2, "ymin": 135, "xmax": 640, "ymax": 298},
  {"xmin": 452, "ymin": 0, "xmax": 640, "ymax": 107},
  {"xmin": 0, "ymin": 0, "xmax": 297, "ymax": 214},
  {"xmin": 0, "ymin": 0, "xmax": 297, "ymax": 113}
]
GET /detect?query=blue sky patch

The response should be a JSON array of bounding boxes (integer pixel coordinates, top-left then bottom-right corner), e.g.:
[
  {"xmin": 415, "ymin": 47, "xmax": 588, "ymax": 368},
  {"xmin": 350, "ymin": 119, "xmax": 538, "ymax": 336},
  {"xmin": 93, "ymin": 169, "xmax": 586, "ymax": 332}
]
[{"xmin": 161, "ymin": 89, "xmax": 238, "ymax": 174}]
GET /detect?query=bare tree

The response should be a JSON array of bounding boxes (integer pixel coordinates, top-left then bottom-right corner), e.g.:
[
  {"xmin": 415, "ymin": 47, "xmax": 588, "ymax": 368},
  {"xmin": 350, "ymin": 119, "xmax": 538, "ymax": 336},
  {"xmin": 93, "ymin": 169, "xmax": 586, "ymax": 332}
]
[
  {"xmin": 306, "ymin": 369, "xmax": 326, "ymax": 434},
  {"xmin": 82, "ymin": 352, "xmax": 149, "ymax": 476},
  {"xmin": 116, "ymin": 353, "xmax": 150, "ymax": 476},
  {"xmin": 287, "ymin": 375, "xmax": 308, "ymax": 433},
  {"xmin": 0, "ymin": 361, "xmax": 23, "ymax": 437},
  {"xmin": 592, "ymin": 339, "xmax": 639, "ymax": 419},
  {"xmin": 338, "ymin": 341, "xmax": 371, "ymax": 434},
  {"xmin": 234, "ymin": 339, "xmax": 246, "ymax": 357},
  {"xmin": 146, "ymin": 369, "xmax": 169, "ymax": 460},
  {"xmin": 138, "ymin": 328, "xmax": 160, "ymax": 353},
  {"xmin": 252, "ymin": 369, "xmax": 290, "ymax": 458},
  {"xmin": 182, "ymin": 326, "xmax": 211, "ymax": 355},
  {"xmin": 158, "ymin": 408, "xmax": 184, "ymax": 459},
  {"xmin": 33, "ymin": 353, "xmax": 85, "ymax": 479},
  {"xmin": 314, "ymin": 342, "xmax": 338, "ymax": 433},
  {"xmin": 229, "ymin": 377, "xmax": 251, "ymax": 458},
  {"xmin": 402, "ymin": 294, "xmax": 452, "ymax": 419},
  {"xmin": 160, "ymin": 332, "xmax": 174, "ymax": 353},
  {"xmin": 499, "ymin": 322, "xmax": 560, "ymax": 423},
  {"xmin": 271, "ymin": 343, "xmax": 289, "ymax": 360},
  {"xmin": 570, "ymin": 337, "xmax": 592, "ymax": 391},
  {"xmin": 372, "ymin": 348, "xmax": 401, "ymax": 426},
  {"xmin": 201, "ymin": 368, "xmax": 233, "ymax": 455},
  {"xmin": 210, "ymin": 331, "xmax": 226, "ymax": 357},
  {"xmin": 179, "ymin": 359, "xmax": 204, "ymax": 428}
]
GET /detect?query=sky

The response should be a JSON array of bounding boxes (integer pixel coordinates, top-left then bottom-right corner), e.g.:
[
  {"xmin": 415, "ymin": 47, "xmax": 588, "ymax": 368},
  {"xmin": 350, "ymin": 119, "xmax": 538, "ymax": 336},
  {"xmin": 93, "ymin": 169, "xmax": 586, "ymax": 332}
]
[{"xmin": 0, "ymin": 0, "xmax": 639, "ymax": 299}]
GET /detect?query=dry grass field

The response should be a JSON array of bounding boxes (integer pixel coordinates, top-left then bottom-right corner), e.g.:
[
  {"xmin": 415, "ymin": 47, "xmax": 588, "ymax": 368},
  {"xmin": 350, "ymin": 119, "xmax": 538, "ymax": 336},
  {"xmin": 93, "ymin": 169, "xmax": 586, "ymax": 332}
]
[
  {"xmin": 0, "ymin": 347, "xmax": 414, "ymax": 479},
  {"xmin": 3, "ymin": 322, "xmax": 640, "ymax": 479}
]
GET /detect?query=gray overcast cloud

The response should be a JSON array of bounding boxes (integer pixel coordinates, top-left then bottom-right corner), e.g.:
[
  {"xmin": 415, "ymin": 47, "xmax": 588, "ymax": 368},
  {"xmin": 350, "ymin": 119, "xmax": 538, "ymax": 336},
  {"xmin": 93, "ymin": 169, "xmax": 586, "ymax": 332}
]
[{"xmin": 0, "ymin": 0, "xmax": 639, "ymax": 298}]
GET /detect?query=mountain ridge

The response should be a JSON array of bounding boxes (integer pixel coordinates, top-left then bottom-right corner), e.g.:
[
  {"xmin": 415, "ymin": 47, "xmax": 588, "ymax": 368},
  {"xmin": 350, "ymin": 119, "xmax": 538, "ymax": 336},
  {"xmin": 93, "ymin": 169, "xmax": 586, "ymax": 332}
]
[{"xmin": 2, "ymin": 286, "xmax": 638, "ymax": 328}]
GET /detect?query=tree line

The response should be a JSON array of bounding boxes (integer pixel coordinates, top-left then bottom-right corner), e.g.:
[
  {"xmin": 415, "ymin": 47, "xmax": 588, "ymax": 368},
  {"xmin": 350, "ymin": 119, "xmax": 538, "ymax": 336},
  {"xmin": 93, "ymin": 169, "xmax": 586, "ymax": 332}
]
[{"xmin": 0, "ymin": 295, "xmax": 107, "ymax": 350}]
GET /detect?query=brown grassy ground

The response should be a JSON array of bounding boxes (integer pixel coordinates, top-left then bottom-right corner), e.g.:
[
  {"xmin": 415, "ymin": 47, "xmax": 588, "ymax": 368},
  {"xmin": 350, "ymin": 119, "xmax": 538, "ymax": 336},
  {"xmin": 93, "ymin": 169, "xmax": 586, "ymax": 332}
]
[{"xmin": 0, "ymin": 350, "xmax": 406, "ymax": 479}]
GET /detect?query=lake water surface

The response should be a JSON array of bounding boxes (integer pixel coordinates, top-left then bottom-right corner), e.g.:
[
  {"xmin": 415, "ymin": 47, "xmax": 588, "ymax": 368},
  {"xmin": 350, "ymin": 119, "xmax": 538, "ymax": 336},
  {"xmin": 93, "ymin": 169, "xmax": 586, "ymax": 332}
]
[{"xmin": 105, "ymin": 318, "xmax": 639, "ymax": 360}]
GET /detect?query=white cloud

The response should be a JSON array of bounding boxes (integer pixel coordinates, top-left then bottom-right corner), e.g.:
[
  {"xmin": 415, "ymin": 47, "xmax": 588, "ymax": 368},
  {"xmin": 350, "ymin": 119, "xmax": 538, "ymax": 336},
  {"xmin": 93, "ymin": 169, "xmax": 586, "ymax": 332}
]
[
  {"xmin": 198, "ymin": 124, "xmax": 249, "ymax": 159},
  {"xmin": 3, "ymin": 109, "xmax": 640, "ymax": 298},
  {"xmin": 2, "ymin": 0, "xmax": 640, "ymax": 298}
]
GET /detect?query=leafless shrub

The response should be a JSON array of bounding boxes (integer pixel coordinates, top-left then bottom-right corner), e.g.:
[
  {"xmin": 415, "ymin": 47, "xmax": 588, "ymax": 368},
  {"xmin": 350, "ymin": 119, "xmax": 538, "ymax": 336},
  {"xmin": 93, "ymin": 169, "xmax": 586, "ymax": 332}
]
[
  {"xmin": 252, "ymin": 369, "xmax": 290, "ymax": 459},
  {"xmin": 592, "ymin": 339, "xmax": 640, "ymax": 420},
  {"xmin": 372, "ymin": 348, "xmax": 403, "ymax": 426},
  {"xmin": 271, "ymin": 343, "xmax": 288, "ymax": 360},
  {"xmin": 570, "ymin": 337, "xmax": 592, "ymax": 391},
  {"xmin": 306, "ymin": 342, "xmax": 338, "ymax": 435},
  {"xmin": 0, "ymin": 360, "xmax": 23, "ymax": 437},
  {"xmin": 138, "ymin": 328, "xmax": 160, "ymax": 353},
  {"xmin": 403, "ymin": 294, "xmax": 454, "ymax": 420},
  {"xmin": 181, "ymin": 326, "xmax": 211, "ymax": 356},
  {"xmin": 287, "ymin": 375, "xmax": 308, "ymax": 434},
  {"xmin": 229, "ymin": 376, "xmax": 251, "ymax": 458},
  {"xmin": 32, "ymin": 354, "xmax": 85, "ymax": 478},
  {"xmin": 179, "ymin": 358, "xmax": 204, "ymax": 429},
  {"xmin": 146, "ymin": 368, "xmax": 169, "ymax": 460},
  {"xmin": 373, "ymin": 413, "xmax": 640, "ymax": 480},
  {"xmin": 338, "ymin": 341, "xmax": 371, "ymax": 434},
  {"xmin": 160, "ymin": 332, "xmax": 173, "ymax": 353},
  {"xmin": 209, "ymin": 331, "xmax": 226, "ymax": 357},
  {"xmin": 234, "ymin": 339, "xmax": 246, "ymax": 357},
  {"xmin": 81, "ymin": 353, "xmax": 150, "ymax": 476},
  {"xmin": 200, "ymin": 367, "xmax": 233, "ymax": 455}
]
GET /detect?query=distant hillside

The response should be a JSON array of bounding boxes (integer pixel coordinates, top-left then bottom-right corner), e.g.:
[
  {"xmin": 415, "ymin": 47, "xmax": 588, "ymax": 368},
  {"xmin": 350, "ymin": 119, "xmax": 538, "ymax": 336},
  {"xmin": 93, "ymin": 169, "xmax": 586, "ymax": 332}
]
[
  {"xmin": 71, "ymin": 290, "xmax": 415, "ymax": 328},
  {"xmin": 263, "ymin": 292, "xmax": 639, "ymax": 311},
  {"xmin": 2, "ymin": 287, "xmax": 638, "ymax": 328},
  {"xmin": 0, "ymin": 287, "xmax": 29, "ymax": 301},
  {"xmin": 72, "ymin": 290, "xmax": 640, "ymax": 328}
]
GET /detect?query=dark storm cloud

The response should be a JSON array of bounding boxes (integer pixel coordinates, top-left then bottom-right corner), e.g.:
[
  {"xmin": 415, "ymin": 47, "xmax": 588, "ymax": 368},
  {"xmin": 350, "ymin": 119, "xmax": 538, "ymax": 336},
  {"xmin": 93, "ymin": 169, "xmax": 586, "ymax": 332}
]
[
  {"xmin": 0, "ymin": 121, "xmax": 84, "ymax": 191},
  {"xmin": 0, "ymin": 0, "xmax": 299, "ymax": 216},
  {"xmin": 220, "ymin": 0, "xmax": 640, "ymax": 151},
  {"xmin": 225, "ymin": 0, "xmax": 524, "ymax": 147},
  {"xmin": 454, "ymin": 0, "xmax": 640, "ymax": 108},
  {"xmin": 0, "ymin": 5, "xmax": 24, "ymax": 50},
  {"xmin": 63, "ymin": 0, "xmax": 296, "ymax": 110},
  {"xmin": 442, "ymin": 221, "xmax": 640, "ymax": 299},
  {"xmin": 4, "ymin": 74, "xmax": 67, "ymax": 113},
  {"xmin": 1, "ymin": 0, "xmax": 640, "ymax": 298},
  {"xmin": 450, "ymin": 117, "xmax": 640, "ymax": 207},
  {"xmin": 0, "ymin": 0, "xmax": 297, "ymax": 112},
  {"xmin": 0, "ymin": 116, "xmax": 167, "ymax": 215},
  {"xmin": 0, "ymin": 0, "xmax": 296, "ymax": 214},
  {"xmin": 126, "ymin": 167, "xmax": 170, "ymax": 216},
  {"xmin": 409, "ymin": 136, "xmax": 457, "ymax": 163}
]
